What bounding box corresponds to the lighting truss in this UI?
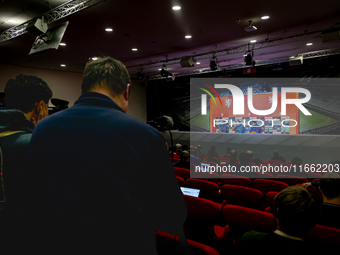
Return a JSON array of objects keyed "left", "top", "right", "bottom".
[
  {"left": 127, "top": 30, "right": 322, "bottom": 71},
  {"left": 0, "top": 0, "right": 106, "bottom": 44},
  {"left": 148, "top": 48, "right": 340, "bottom": 80}
]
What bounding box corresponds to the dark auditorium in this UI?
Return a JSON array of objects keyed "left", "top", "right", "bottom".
[{"left": 1, "top": 1, "right": 340, "bottom": 254}]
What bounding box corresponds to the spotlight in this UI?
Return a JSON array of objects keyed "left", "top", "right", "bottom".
[
  {"left": 209, "top": 55, "right": 220, "bottom": 71},
  {"left": 137, "top": 71, "right": 148, "bottom": 81},
  {"left": 160, "top": 68, "right": 169, "bottom": 77},
  {"left": 244, "top": 51, "right": 256, "bottom": 67},
  {"left": 210, "top": 59, "right": 217, "bottom": 70}
]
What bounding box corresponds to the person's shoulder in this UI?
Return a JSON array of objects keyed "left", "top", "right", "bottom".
[{"left": 242, "top": 230, "right": 269, "bottom": 242}]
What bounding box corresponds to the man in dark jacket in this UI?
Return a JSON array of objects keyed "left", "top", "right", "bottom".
[
  {"left": 28, "top": 57, "right": 187, "bottom": 255},
  {"left": 0, "top": 74, "right": 52, "bottom": 253}
]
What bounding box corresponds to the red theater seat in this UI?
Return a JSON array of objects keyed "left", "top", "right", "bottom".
[
  {"left": 183, "top": 195, "right": 222, "bottom": 246},
  {"left": 304, "top": 224, "right": 340, "bottom": 254},
  {"left": 174, "top": 167, "right": 191, "bottom": 180},
  {"left": 155, "top": 231, "right": 220, "bottom": 255},
  {"left": 186, "top": 179, "right": 221, "bottom": 202},
  {"left": 214, "top": 204, "right": 276, "bottom": 243},
  {"left": 202, "top": 161, "right": 218, "bottom": 165},
  {"left": 220, "top": 174, "right": 252, "bottom": 187},
  {"left": 276, "top": 175, "right": 309, "bottom": 186},
  {"left": 191, "top": 171, "right": 220, "bottom": 184},
  {"left": 264, "top": 191, "right": 279, "bottom": 213},
  {"left": 221, "top": 185, "right": 263, "bottom": 210},
  {"left": 176, "top": 176, "right": 185, "bottom": 187},
  {"left": 253, "top": 179, "right": 289, "bottom": 196}
]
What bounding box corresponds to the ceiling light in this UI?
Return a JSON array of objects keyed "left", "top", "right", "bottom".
[
  {"left": 92, "top": 57, "right": 98, "bottom": 60},
  {"left": 306, "top": 43, "right": 313, "bottom": 46},
  {"left": 132, "top": 48, "right": 138, "bottom": 51},
  {"left": 59, "top": 43, "right": 66, "bottom": 46},
  {"left": 185, "top": 35, "right": 192, "bottom": 39},
  {"left": 60, "top": 64, "right": 66, "bottom": 67},
  {"left": 105, "top": 28, "right": 113, "bottom": 32},
  {"left": 158, "top": 68, "right": 162, "bottom": 71},
  {"left": 250, "top": 40, "right": 256, "bottom": 43},
  {"left": 7, "top": 19, "right": 17, "bottom": 23},
  {"left": 261, "top": 16, "right": 270, "bottom": 20},
  {"left": 172, "top": 6, "right": 181, "bottom": 10},
  {"left": 196, "top": 62, "right": 200, "bottom": 65},
  {"left": 290, "top": 56, "right": 295, "bottom": 58},
  {"left": 244, "top": 20, "right": 257, "bottom": 32}
]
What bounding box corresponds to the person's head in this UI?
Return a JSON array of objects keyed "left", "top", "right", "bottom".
[
  {"left": 251, "top": 121, "right": 257, "bottom": 126},
  {"left": 5, "top": 74, "right": 52, "bottom": 122},
  {"left": 190, "top": 147, "right": 197, "bottom": 157},
  {"left": 273, "top": 150, "right": 280, "bottom": 157},
  {"left": 273, "top": 186, "right": 318, "bottom": 237},
  {"left": 81, "top": 57, "right": 131, "bottom": 112},
  {"left": 225, "top": 147, "right": 232, "bottom": 155},
  {"left": 175, "top": 143, "right": 182, "bottom": 151},
  {"left": 230, "top": 150, "right": 238, "bottom": 161},
  {"left": 319, "top": 173, "right": 340, "bottom": 203},
  {"left": 197, "top": 145, "right": 203, "bottom": 152},
  {"left": 239, "top": 152, "right": 252, "bottom": 166},
  {"left": 291, "top": 157, "right": 302, "bottom": 166},
  {"left": 180, "top": 150, "right": 190, "bottom": 162},
  {"left": 246, "top": 150, "right": 253, "bottom": 159},
  {"left": 182, "top": 145, "right": 189, "bottom": 151},
  {"left": 251, "top": 157, "right": 263, "bottom": 166}
]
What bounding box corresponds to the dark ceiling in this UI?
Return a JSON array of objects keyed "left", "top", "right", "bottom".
[{"left": 1, "top": 0, "right": 340, "bottom": 78}]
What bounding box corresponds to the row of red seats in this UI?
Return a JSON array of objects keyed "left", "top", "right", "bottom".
[
  {"left": 183, "top": 195, "right": 340, "bottom": 254},
  {"left": 175, "top": 168, "right": 323, "bottom": 210}
]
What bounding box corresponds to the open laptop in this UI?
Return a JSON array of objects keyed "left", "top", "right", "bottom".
[{"left": 180, "top": 187, "right": 200, "bottom": 197}]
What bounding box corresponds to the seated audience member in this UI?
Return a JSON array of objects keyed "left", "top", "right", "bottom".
[
  {"left": 251, "top": 157, "right": 263, "bottom": 166},
  {"left": 239, "top": 152, "right": 252, "bottom": 166},
  {"left": 205, "top": 146, "right": 220, "bottom": 164},
  {"left": 229, "top": 150, "right": 240, "bottom": 170},
  {"left": 174, "top": 143, "right": 182, "bottom": 155},
  {"left": 246, "top": 150, "right": 254, "bottom": 160},
  {"left": 174, "top": 150, "right": 190, "bottom": 169},
  {"left": 301, "top": 172, "right": 340, "bottom": 229},
  {"left": 239, "top": 186, "right": 318, "bottom": 255},
  {"left": 197, "top": 145, "right": 205, "bottom": 160},
  {"left": 182, "top": 144, "right": 189, "bottom": 152},
  {"left": 0, "top": 74, "right": 52, "bottom": 253},
  {"left": 291, "top": 157, "right": 302, "bottom": 166},
  {"left": 223, "top": 146, "right": 232, "bottom": 158},
  {"left": 189, "top": 147, "right": 201, "bottom": 166},
  {"left": 271, "top": 150, "right": 286, "bottom": 163}
]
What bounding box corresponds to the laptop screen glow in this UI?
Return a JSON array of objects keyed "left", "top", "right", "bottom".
[{"left": 180, "top": 187, "right": 200, "bottom": 197}]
